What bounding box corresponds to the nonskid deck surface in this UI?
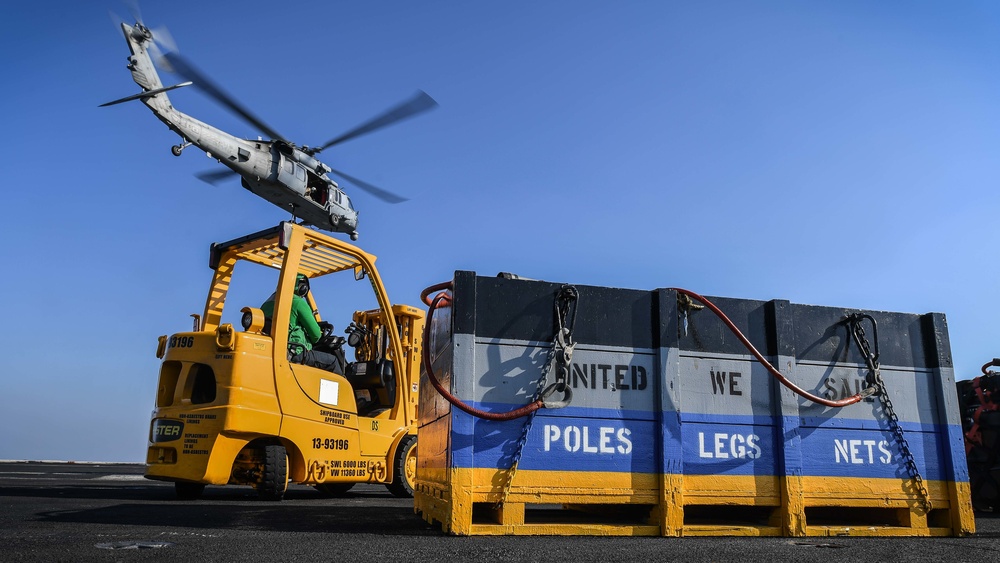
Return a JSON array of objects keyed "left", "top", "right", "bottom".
[{"left": 1, "top": 462, "right": 998, "bottom": 563}]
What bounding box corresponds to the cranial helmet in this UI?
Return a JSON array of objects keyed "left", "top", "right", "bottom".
[{"left": 294, "top": 274, "right": 310, "bottom": 297}]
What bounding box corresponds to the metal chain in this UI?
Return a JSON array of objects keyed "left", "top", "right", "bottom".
[
  {"left": 495, "top": 286, "right": 578, "bottom": 508},
  {"left": 848, "top": 314, "right": 932, "bottom": 513}
]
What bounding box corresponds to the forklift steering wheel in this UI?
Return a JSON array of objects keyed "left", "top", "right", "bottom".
[{"left": 318, "top": 321, "right": 334, "bottom": 339}]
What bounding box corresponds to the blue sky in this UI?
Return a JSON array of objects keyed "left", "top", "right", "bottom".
[{"left": 2, "top": 1, "right": 999, "bottom": 462}]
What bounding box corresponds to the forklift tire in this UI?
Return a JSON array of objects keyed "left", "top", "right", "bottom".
[
  {"left": 175, "top": 482, "right": 205, "bottom": 500},
  {"left": 257, "top": 444, "right": 288, "bottom": 501},
  {"left": 315, "top": 483, "right": 355, "bottom": 497},
  {"left": 386, "top": 436, "right": 416, "bottom": 498}
]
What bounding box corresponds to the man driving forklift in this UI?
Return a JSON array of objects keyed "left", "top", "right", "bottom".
[{"left": 261, "top": 274, "right": 346, "bottom": 373}]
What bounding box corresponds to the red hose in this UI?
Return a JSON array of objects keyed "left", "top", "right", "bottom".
[
  {"left": 670, "top": 287, "right": 867, "bottom": 408},
  {"left": 420, "top": 281, "right": 454, "bottom": 307},
  {"left": 421, "top": 281, "right": 544, "bottom": 421}
]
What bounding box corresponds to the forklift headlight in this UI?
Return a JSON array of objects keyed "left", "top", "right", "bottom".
[{"left": 240, "top": 306, "right": 265, "bottom": 333}]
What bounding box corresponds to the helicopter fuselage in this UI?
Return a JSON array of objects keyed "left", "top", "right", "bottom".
[{"left": 154, "top": 109, "right": 358, "bottom": 236}]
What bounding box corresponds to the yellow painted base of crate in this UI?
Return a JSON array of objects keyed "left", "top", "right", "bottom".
[{"left": 414, "top": 469, "right": 975, "bottom": 537}]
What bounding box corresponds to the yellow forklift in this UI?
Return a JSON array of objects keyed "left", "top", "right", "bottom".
[{"left": 145, "top": 222, "right": 423, "bottom": 500}]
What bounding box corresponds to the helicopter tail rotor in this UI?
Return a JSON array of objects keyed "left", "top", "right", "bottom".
[{"left": 114, "top": 1, "right": 175, "bottom": 64}]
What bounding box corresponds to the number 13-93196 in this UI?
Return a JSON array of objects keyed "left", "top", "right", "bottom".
[
  {"left": 168, "top": 336, "right": 194, "bottom": 348},
  {"left": 313, "top": 438, "right": 350, "bottom": 450}
]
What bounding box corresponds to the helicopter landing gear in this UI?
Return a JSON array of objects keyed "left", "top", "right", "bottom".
[{"left": 171, "top": 141, "right": 192, "bottom": 157}]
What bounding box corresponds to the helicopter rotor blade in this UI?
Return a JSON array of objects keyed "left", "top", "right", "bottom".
[
  {"left": 312, "top": 90, "right": 438, "bottom": 154},
  {"left": 328, "top": 168, "right": 408, "bottom": 204},
  {"left": 125, "top": 0, "right": 146, "bottom": 23},
  {"left": 108, "top": 9, "right": 127, "bottom": 29},
  {"left": 195, "top": 169, "right": 239, "bottom": 185},
  {"left": 162, "top": 52, "right": 288, "bottom": 143},
  {"left": 150, "top": 24, "right": 177, "bottom": 51}
]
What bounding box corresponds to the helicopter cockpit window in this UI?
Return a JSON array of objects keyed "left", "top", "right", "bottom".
[
  {"left": 295, "top": 164, "right": 306, "bottom": 182},
  {"left": 344, "top": 194, "right": 354, "bottom": 210}
]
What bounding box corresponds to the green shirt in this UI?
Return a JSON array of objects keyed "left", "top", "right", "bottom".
[{"left": 260, "top": 293, "right": 322, "bottom": 351}]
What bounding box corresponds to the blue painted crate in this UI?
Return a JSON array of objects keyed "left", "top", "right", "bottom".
[{"left": 414, "top": 271, "right": 974, "bottom": 536}]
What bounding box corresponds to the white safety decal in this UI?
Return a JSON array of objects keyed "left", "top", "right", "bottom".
[{"left": 319, "top": 379, "right": 339, "bottom": 406}]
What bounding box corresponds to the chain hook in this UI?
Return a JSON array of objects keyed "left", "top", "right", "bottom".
[
  {"left": 540, "top": 381, "right": 573, "bottom": 409},
  {"left": 847, "top": 313, "right": 880, "bottom": 365},
  {"left": 846, "top": 313, "right": 880, "bottom": 391}
]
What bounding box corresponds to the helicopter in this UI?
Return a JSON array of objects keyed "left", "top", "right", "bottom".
[{"left": 102, "top": 21, "right": 437, "bottom": 240}]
